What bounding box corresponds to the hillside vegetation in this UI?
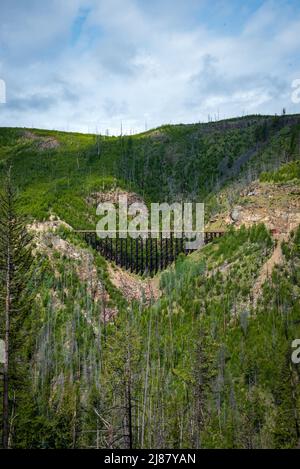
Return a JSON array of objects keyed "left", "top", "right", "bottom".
[
  {"left": 0, "top": 114, "right": 300, "bottom": 448},
  {"left": 0, "top": 114, "right": 299, "bottom": 226}
]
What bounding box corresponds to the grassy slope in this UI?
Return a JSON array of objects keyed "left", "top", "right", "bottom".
[{"left": 1, "top": 114, "right": 299, "bottom": 227}]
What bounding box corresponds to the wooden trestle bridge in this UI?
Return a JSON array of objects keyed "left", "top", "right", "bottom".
[{"left": 77, "top": 231, "right": 225, "bottom": 276}]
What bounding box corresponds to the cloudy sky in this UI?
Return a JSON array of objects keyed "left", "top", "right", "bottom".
[{"left": 0, "top": 0, "right": 300, "bottom": 134}]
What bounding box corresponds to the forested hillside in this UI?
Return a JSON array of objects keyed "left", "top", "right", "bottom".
[
  {"left": 0, "top": 114, "right": 300, "bottom": 448},
  {"left": 0, "top": 114, "right": 299, "bottom": 225}
]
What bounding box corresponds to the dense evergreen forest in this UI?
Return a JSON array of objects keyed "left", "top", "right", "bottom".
[{"left": 0, "top": 114, "right": 300, "bottom": 448}]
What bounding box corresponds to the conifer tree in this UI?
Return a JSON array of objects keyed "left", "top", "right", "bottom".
[{"left": 0, "top": 168, "right": 33, "bottom": 448}]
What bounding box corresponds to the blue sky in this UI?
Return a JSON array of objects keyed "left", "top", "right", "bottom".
[{"left": 0, "top": 0, "right": 300, "bottom": 134}]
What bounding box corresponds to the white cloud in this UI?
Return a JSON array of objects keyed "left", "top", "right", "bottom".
[{"left": 0, "top": 0, "right": 299, "bottom": 133}]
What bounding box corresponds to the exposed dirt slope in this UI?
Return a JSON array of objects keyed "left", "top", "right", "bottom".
[
  {"left": 108, "top": 264, "right": 160, "bottom": 305},
  {"left": 209, "top": 181, "right": 300, "bottom": 237},
  {"left": 22, "top": 130, "right": 60, "bottom": 150},
  {"left": 29, "top": 219, "right": 118, "bottom": 323},
  {"left": 251, "top": 236, "right": 285, "bottom": 308},
  {"left": 86, "top": 188, "right": 144, "bottom": 207}
]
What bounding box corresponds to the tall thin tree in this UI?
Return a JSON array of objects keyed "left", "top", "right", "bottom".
[{"left": 0, "top": 168, "right": 32, "bottom": 448}]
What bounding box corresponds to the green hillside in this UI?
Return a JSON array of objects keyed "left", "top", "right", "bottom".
[
  {"left": 0, "top": 114, "right": 299, "bottom": 227},
  {"left": 0, "top": 114, "right": 300, "bottom": 449}
]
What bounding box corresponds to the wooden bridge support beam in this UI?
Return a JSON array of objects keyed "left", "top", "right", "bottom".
[{"left": 81, "top": 231, "right": 225, "bottom": 276}]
